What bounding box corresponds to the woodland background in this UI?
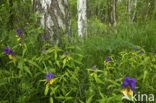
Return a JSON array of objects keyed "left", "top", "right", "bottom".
[{"left": 0, "top": 0, "right": 156, "bottom": 103}]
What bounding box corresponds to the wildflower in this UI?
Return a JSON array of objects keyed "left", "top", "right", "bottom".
[
  {"left": 139, "top": 51, "right": 144, "bottom": 54},
  {"left": 105, "top": 57, "right": 110, "bottom": 62},
  {"left": 41, "top": 49, "right": 46, "bottom": 53},
  {"left": 90, "top": 66, "right": 97, "bottom": 76},
  {"left": 154, "top": 51, "right": 156, "bottom": 54},
  {"left": 66, "top": 57, "right": 71, "bottom": 61},
  {"left": 44, "top": 36, "right": 48, "bottom": 40},
  {"left": 91, "top": 66, "right": 97, "bottom": 70},
  {"left": 45, "top": 43, "right": 50, "bottom": 46},
  {"left": 46, "top": 72, "right": 54, "bottom": 87},
  {"left": 121, "top": 77, "right": 136, "bottom": 96},
  {"left": 4, "top": 48, "right": 14, "bottom": 57},
  {"left": 50, "top": 42, "right": 55, "bottom": 45},
  {"left": 4, "top": 48, "right": 16, "bottom": 62},
  {"left": 63, "top": 31, "right": 67, "bottom": 34},
  {"left": 49, "top": 79, "right": 54, "bottom": 85},
  {"left": 4, "top": 48, "right": 10, "bottom": 54},
  {"left": 19, "top": 43, "right": 23, "bottom": 47},
  {"left": 152, "top": 58, "right": 155, "bottom": 62},
  {"left": 90, "top": 73, "right": 94, "bottom": 76},
  {"left": 64, "top": 52, "right": 69, "bottom": 56},
  {"left": 46, "top": 72, "right": 54, "bottom": 81},
  {"left": 133, "top": 48, "right": 136, "bottom": 51},
  {"left": 64, "top": 52, "right": 70, "bottom": 61},
  {"left": 17, "top": 38, "right": 20, "bottom": 41},
  {"left": 132, "top": 52, "right": 136, "bottom": 56},
  {"left": 16, "top": 29, "right": 22, "bottom": 35},
  {"left": 16, "top": 29, "right": 23, "bottom": 46}
]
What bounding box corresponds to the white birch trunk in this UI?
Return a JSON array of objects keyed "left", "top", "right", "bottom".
[
  {"left": 132, "top": 0, "right": 137, "bottom": 22},
  {"left": 32, "top": 0, "right": 70, "bottom": 43},
  {"left": 77, "top": 0, "right": 87, "bottom": 37}
]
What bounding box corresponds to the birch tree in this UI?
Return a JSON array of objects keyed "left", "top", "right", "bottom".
[
  {"left": 132, "top": 0, "right": 137, "bottom": 22},
  {"left": 32, "top": 0, "right": 70, "bottom": 44},
  {"left": 77, "top": 0, "right": 87, "bottom": 37},
  {"left": 128, "top": 0, "right": 131, "bottom": 23}
]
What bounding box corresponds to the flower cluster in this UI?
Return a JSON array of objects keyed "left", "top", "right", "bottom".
[
  {"left": 104, "top": 57, "right": 110, "bottom": 66},
  {"left": 90, "top": 66, "right": 97, "bottom": 76},
  {"left": 91, "top": 66, "right": 97, "bottom": 70},
  {"left": 64, "top": 52, "right": 71, "bottom": 61},
  {"left": 121, "top": 77, "right": 136, "bottom": 96},
  {"left": 4, "top": 48, "right": 16, "bottom": 62},
  {"left": 46, "top": 72, "right": 54, "bottom": 87},
  {"left": 16, "top": 29, "right": 23, "bottom": 47}
]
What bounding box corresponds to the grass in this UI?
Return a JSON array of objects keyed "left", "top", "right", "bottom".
[{"left": 0, "top": 18, "right": 156, "bottom": 103}]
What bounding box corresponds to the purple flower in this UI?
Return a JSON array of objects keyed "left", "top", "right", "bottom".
[
  {"left": 4, "top": 48, "right": 15, "bottom": 57},
  {"left": 63, "top": 32, "right": 67, "bottom": 34},
  {"left": 9, "top": 50, "right": 14, "bottom": 56},
  {"left": 20, "top": 34, "right": 23, "bottom": 38},
  {"left": 50, "top": 42, "right": 55, "bottom": 45},
  {"left": 16, "top": 29, "right": 21, "bottom": 35},
  {"left": 133, "top": 48, "right": 136, "bottom": 51},
  {"left": 139, "top": 51, "right": 144, "bottom": 54},
  {"left": 154, "top": 51, "right": 156, "bottom": 54},
  {"left": 64, "top": 52, "right": 69, "bottom": 56},
  {"left": 41, "top": 49, "right": 46, "bottom": 53},
  {"left": 105, "top": 57, "right": 110, "bottom": 62},
  {"left": 121, "top": 77, "right": 136, "bottom": 91},
  {"left": 44, "top": 36, "right": 48, "bottom": 40},
  {"left": 46, "top": 72, "right": 54, "bottom": 81},
  {"left": 4, "top": 48, "right": 10, "bottom": 54},
  {"left": 91, "top": 66, "right": 97, "bottom": 70}
]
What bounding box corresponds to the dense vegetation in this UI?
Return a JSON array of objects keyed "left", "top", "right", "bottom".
[{"left": 0, "top": 0, "right": 156, "bottom": 103}]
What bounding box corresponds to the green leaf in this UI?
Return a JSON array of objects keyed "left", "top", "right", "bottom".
[
  {"left": 63, "top": 59, "right": 66, "bottom": 68},
  {"left": 143, "top": 70, "right": 148, "bottom": 82},
  {"left": 44, "top": 86, "right": 49, "bottom": 96},
  {"left": 56, "top": 60, "right": 60, "bottom": 68},
  {"left": 24, "top": 66, "right": 32, "bottom": 76},
  {"left": 50, "top": 97, "right": 53, "bottom": 103},
  {"left": 86, "top": 96, "right": 93, "bottom": 103}
]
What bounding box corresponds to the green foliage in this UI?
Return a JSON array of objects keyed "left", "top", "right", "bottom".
[{"left": 0, "top": 0, "right": 156, "bottom": 103}]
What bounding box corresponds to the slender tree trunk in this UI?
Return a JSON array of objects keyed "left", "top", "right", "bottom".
[
  {"left": 107, "top": 0, "right": 112, "bottom": 24},
  {"left": 77, "top": 0, "right": 87, "bottom": 37},
  {"left": 128, "top": 0, "right": 131, "bottom": 23},
  {"left": 113, "top": 0, "right": 117, "bottom": 27},
  {"left": 132, "top": 0, "right": 137, "bottom": 22},
  {"left": 32, "top": 0, "right": 70, "bottom": 44},
  {"left": 145, "top": 2, "right": 151, "bottom": 20}
]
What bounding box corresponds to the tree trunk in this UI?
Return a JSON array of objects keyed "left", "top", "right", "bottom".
[
  {"left": 128, "top": 0, "right": 131, "bottom": 23},
  {"left": 32, "top": 0, "right": 70, "bottom": 44},
  {"left": 77, "top": 0, "right": 87, "bottom": 37},
  {"left": 107, "top": 0, "right": 112, "bottom": 24},
  {"left": 132, "top": 0, "right": 137, "bottom": 22},
  {"left": 113, "top": 0, "right": 117, "bottom": 27}
]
